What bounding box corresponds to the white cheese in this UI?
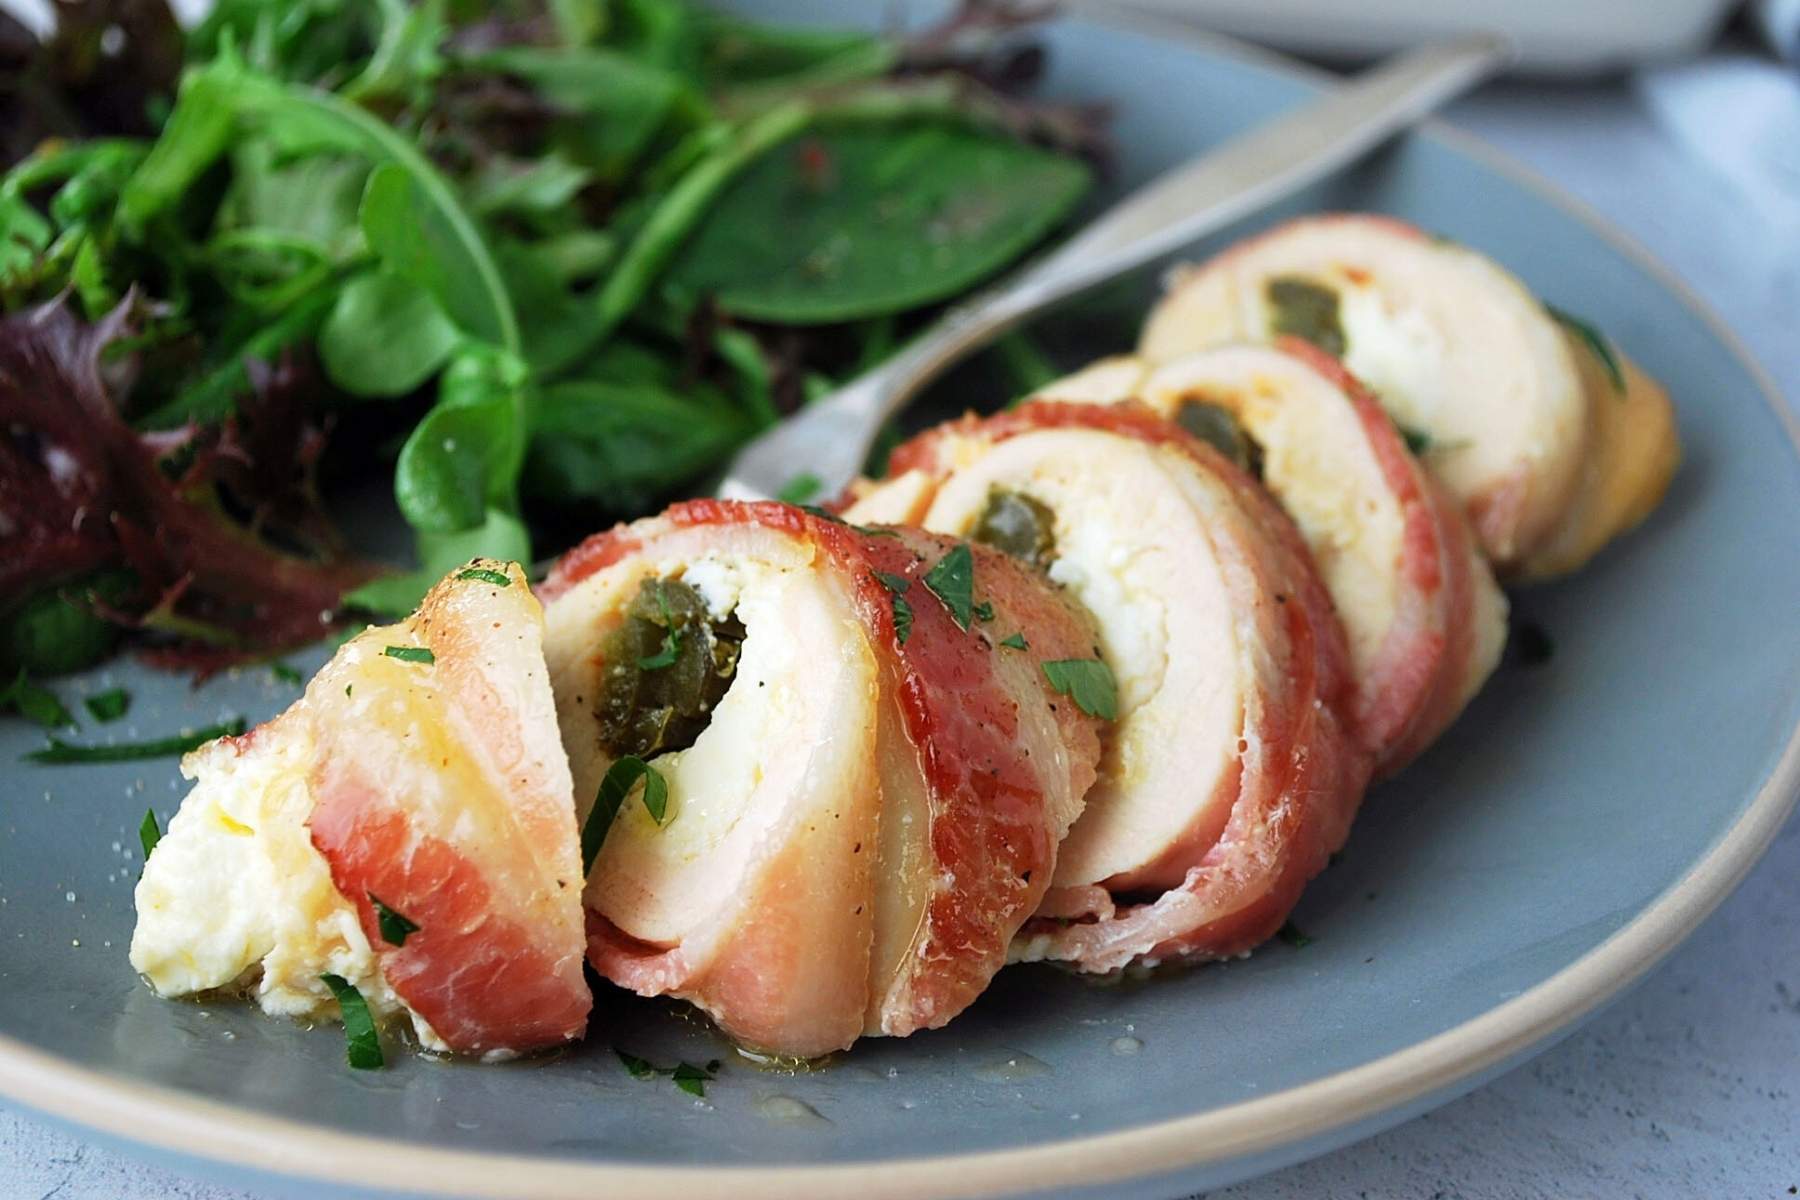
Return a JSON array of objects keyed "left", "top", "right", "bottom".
[{"left": 129, "top": 718, "right": 445, "bottom": 1051}]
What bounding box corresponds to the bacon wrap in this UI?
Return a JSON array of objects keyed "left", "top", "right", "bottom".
[
  {"left": 543, "top": 501, "right": 1102, "bottom": 1054},
  {"left": 306, "top": 560, "right": 592, "bottom": 1054},
  {"left": 1134, "top": 339, "right": 1506, "bottom": 774},
  {"left": 1291, "top": 342, "right": 1501, "bottom": 770},
  {"left": 863, "top": 402, "right": 1370, "bottom": 972}
]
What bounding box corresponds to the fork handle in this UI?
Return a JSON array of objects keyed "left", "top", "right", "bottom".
[{"left": 719, "top": 33, "right": 1510, "bottom": 501}]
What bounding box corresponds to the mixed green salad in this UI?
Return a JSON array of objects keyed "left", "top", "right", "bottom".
[{"left": 0, "top": 0, "right": 1104, "bottom": 684}]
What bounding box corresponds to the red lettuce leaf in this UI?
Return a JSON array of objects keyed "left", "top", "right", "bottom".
[{"left": 0, "top": 293, "right": 377, "bottom": 673}]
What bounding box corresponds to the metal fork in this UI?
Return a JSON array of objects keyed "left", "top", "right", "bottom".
[{"left": 716, "top": 33, "right": 1510, "bottom": 501}]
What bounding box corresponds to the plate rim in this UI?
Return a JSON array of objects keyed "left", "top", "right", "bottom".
[{"left": 3, "top": 10, "right": 1796, "bottom": 1198}]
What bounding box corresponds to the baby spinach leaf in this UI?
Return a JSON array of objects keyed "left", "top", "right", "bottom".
[
  {"left": 464, "top": 152, "right": 594, "bottom": 220},
  {"left": 340, "top": 0, "right": 447, "bottom": 105},
  {"left": 589, "top": 99, "right": 811, "bottom": 347},
  {"left": 116, "top": 60, "right": 243, "bottom": 231},
  {"left": 664, "top": 123, "right": 1090, "bottom": 324},
  {"left": 345, "top": 508, "right": 532, "bottom": 618},
  {"left": 1, "top": 669, "right": 76, "bottom": 730},
  {"left": 699, "top": 13, "right": 895, "bottom": 92},
  {"left": 460, "top": 47, "right": 692, "bottom": 181},
  {"left": 320, "top": 270, "right": 463, "bottom": 397},
  {"left": 395, "top": 345, "right": 528, "bottom": 533},
  {"left": 214, "top": 141, "right": 369, "bottom": 261},
  {"left": 525, "top": 376, "right": 751, "bottom": 516},
  {"left": 359, "top": 162, "right": 512, "bottom": 348},
  {"left": 121, "top": 55, "right": 518, "bottom": 353},
  {"left": 1, "top": 572, "right": 131, "bottom": 676},
  {"left": 491, "top": 237, "right": 609, "bottom": 377}
]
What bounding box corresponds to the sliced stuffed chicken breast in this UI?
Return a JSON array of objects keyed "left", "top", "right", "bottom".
[
  {"left": 846, "top": 404, "right": 1368, "bottom": 971},
  {"left": 540, "top": 501, "right": 1102, "bottom": 1056},
  {"left": 131, "top": 560, "right": 591, "bottom": 1057},
  {"left": 1124, "top": 341, "right": 1507, "bottom": 772},
  {"left": 1138, "top": 213, "right": 1679, "bottom": 574}
]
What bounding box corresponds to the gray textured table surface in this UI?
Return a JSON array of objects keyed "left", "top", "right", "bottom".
[{"left": 3, "top": 47, "right": 1797, "bottom": 1200}]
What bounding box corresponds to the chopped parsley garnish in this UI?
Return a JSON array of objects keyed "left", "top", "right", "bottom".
[
  {"left": 1041, "top": 659, "right": 1118, "bottom": 720},
  {"left": 616, "top": 1049, "right": 719, "bottom": 1098},
  {"left": 891, "top": 595, "right": 914, "bottom": 645},
  {"left": 799, "top": 504, "right": 899, "bottom": 538},
  {"left": 382, "top": 645, "right": 435, "bottom": 664},
  {"left": 84, "top": 688, "right": 130, "bottom": 723},
  {"left": 1267, "top": 276, "right": 1346, "bottom": 357},
  {"left": 370, "top": 894, "right": 420, "bottom": 947},
  {"left": 3, "top": 669, "right": 75, "bottom": 729},
  {"left": 1509, "top": 618, "right": 1555, "bottom": 667},
  {"left": 270, "top": 662, "right": 303, "bottom": 686},
  {"left": 1396, "top": 423, "right": 1432, "bottom": 456},
  {"left": 1546, "top": 304, "right": 1625, "bottom": 394},
  {"left": 138, "top": 808, "right": 162, "bottom": 859},
  {"left": 922, "top": 544, "right": 975, "bottom": 630},
  {"left": 776, "top": 472, "right": 823, "bottom": 504},
  {"left": 972, "top": 601, "right": 995, "bottom": 622},
  {"left": 344, "top": 684, "right": 353, "bottom": 698},
  {"left": 1000, "top": 632, "right": 1029, "bottom": 651},
  {"left": 25, "top": 718, "right": 247, "bottom": 764},
  {"left": 671, "top": 1062, "right": 714, "bottom": 1098},
  {"left": 616, "top": 1049, "right": 657, "bottom": 1079},
  {"left": 320, "top": 973, "right": 383, "bottom": 1069},
  {"left": 456, "top": 567, "right": 513, "bottom": 587},
  {"left": 635, "top": 583, "right": 683, "bottom": 671},
  {"left": 872, "top": 570, "right": 915, "bottom": 643},
  {"left": 581, "top": 756, "right": 670, "bottom": 874},
  {"left": 1278, "top": 921, "right": 1312, "bottom": 948}
]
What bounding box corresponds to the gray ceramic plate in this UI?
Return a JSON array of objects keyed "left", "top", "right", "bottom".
[{"left": 2, "top": 5, "right": 1797, "bottom": 1199}]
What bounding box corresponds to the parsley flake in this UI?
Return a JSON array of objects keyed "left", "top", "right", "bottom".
[
  {"left": 616, "top": 1049, "right": 657, "bottom": 1079},
  {"left": 456, "top": 567, "right": 513, "bottom": 587},
  {"left": 582, "top": 756, "right": 670, "bottom": 874},
  {"left": 370, "top": 894, "right": 421, "bottom": 947},
  {"left": 922, "top": 544, "right": 975, "bottom": 630},
  {"left": 1000, "top": 632, "right": 1029, "bottom": 651},
  {"left": 1547, "top": 304, "right": 1625, "bottom": 394},
  {"left": 892, "top": 595, "right": 914, "bottom": 645},
  {"left": 26, "top": 718, "right": 246, "bottom": 764},
  {"left": 972, "top": 601, "right": 995, "bottom": 623},
  {"left": 776, "top": 472, "right": 823, "bottom": 504},
  {"left": 320, "top": 974, "right": 383, "bottom": 1069},
  {"left": 616, "top": 1049, "right": 718, "bottom": 1097},
  {"left": 270, "top": 662, "right": 303, "bottom": 686},
  {"left": 1278, "top": 921, "right": 1312, "bottom": 949},
  {"left": 383, "top": 645, "right": 435, "bottom": 664},
  {"left": 1041, "top": 659, "right": 1118, "bottom": 720},
  {"left": 871, "top": 570, "right": 911, "bottom": 594},
  {"left": 84, "top": 688, "right": 130, "bottom": 723},
  {"left": 3, "top": 669, "right": 74, "bottom": 730},
  {"left": 1396, "top": 423, "right": 1432, "bottom": 456},
  {"left": 636, "top": 584, "right": 683, "bottom": 670},
  {"left": 139, "top": 808, "right": 162, "bottom": 860},
  {"left": 671, "top": 1062, "right": 713, "bottom": 1097}
]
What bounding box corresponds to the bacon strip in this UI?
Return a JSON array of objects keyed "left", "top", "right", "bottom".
[
  {"left": 860, "top": 403, "right": 1369, "bottom": 971},
  {"left": 546, "top": 501, "right": 1101, "bottom": 1054}
]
